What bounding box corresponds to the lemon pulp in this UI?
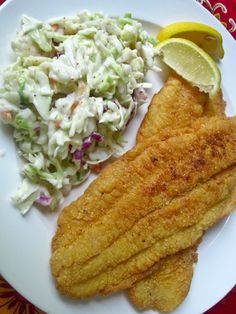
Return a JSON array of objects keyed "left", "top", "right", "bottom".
[{"left": 155, "top": 38, "right": 221, "bottom": 98}]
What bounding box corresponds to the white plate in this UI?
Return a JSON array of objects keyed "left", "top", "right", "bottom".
[{"left": 0, "top": 0, "right": 236, "bottom": 313}]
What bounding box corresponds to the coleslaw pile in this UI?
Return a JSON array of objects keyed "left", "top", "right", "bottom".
[{"left": 0, "top": 11, "right": 159, "bottom": 214}]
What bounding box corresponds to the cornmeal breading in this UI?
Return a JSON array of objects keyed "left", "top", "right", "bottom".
[
  {"left": 128, "top": 246, "right": 198, "bottom": 312},
  {"left": 137, "top": 72, "right": 225, "bottom": 143},
  {"left": 128, "top": 184, "right": 236, "bottom": 311},
  {"left": 128, "top": 73, "right": 226, "bottom": 312},
  {"left": 51, "top": 116, "right": 236, "bottom": 298},
  {"left": 53, "top": 170, "right": 236, "bottom": 298}
]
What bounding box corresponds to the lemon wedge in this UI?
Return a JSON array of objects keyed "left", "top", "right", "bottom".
[
  {"left": 155, "top": 38, "right": 221, "bottom": 98},
  {"left": 157, "top": 22, "right": 224, "bottom": 60}
]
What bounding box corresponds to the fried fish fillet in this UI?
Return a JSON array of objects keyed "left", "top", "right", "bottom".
[
  {"left": 137, "top": 73, "right": 206, "bottom": 142},
  {"left": 128, "top": 73, "right": 226, "bottom": 312},
  {"left": 52, "top": 166, "right": 236, "bottom": 298},
  {"left": 128, "top": 245, "right": 198, "bottom": 312},
  {"left": 51, "top": 116, "right": 236, "bottom": 298},
  {"left": 129, "top": 181, "right": 236, "bottom": 312},
  {"left": 136, "top": 72, "right": 225, "bottom": 143}
]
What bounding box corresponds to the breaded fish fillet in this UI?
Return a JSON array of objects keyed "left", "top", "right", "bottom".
[
  {"left": 129, "top": 245, "right": 198, "bottom": 312},
  {"left": 128, "top": 73, "right": 226, "bottom": 312},
  {"left": 136, "top": 72, "right": 225, "bottom": 143},
  {"left": 51, "top": 116, "right": 236, "bottom": 298},
  {"left": 53, "top": 170, "right": 236, "bottom": 298},
  {"left": 128, "top": 184, "right": 236, "bottom": 312}
]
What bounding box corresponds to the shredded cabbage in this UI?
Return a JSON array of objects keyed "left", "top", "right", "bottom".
[{"left": 0, "top": 11, "right": 159, "bottom": 214}]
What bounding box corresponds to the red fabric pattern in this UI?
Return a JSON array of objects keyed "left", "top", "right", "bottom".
[
  {"left": 196, "top": 0, "right": 236, "bottom": 39},
  {"left": 0, "top": 0, "right": 235, "bottom": 313}
]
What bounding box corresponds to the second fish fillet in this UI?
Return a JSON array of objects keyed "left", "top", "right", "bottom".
[{"left": 129, "top": 72, "right": 226, "bottom": 312}]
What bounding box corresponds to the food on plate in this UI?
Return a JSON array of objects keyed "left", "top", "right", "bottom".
[
  {"left": 51, "top": 73, "right": 226, "bottom": 311},
  {"left": 129, "top": 72, "right": 225, "bottom": 312},
  {"left": 137, "top": 72, "right": 225, "bottom": 143},
  {"left": 0, "top": 6, "right": 232, "bottom": 312},
  {"left": 0, "top": 11, "right": 159, "bottom": 214},
  {"left": 157, "top": 22, "right": 224, "bottom": 60},
  {"left": 155, "top": 38, "right": 221, "bottom": 98},
  {"left": 51, "top": 73, "right": 225, "bottom": 252},
  {"left": 128, "top": 245, "right": 198, "bottom": 312},
  {"left": 129, "top": 180, "right": 236, "bottom": 311},
  {"left": 51, "top": 112, "right": 236, "bottom": 298},
  {"left": 51, "top": 74, "right": 227, "bottom": 313}
]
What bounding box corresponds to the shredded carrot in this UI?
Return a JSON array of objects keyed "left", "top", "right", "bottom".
[
  {"left": 51, "top": 24, "right": 60, "bottom": 31},
  {"left": 49, "top": 78, "right": 57, "bottom": 88},
  {"left": 91, "top": 164, "right": 103, "bottom": 174},
  {"left": 1, "top": 111, "right": 12, "bottom": 121},
  {"left": 71, "top": 101, "right": 79, "bottom": 113},
  {"left": 54, "top": 120, "right": 61, "bottom": 129}
]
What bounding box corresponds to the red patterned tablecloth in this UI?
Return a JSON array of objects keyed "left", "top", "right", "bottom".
[{"left": 0, "top": 0, "right": 235, "bottom": 313}]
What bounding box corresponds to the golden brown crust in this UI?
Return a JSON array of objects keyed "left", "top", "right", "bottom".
[
  {"left": 128, "top": 74, "right": 226, "bottom": 313},
  {"left": 51, "top": 116, "right": 236, "bottom": 298},
  {"left": 50, "top": 74, "right": 235, "bottom": 310},
  {"left": 52, "top": 74, "right": 226, "bottom": 254},
  {"left": 204, "top": 89, "right": 226, "bottom": 117},
  {"left": 137, "top": 72, "right": 207, "bottom": 142},
  {"left": 57, "top": 178, "right": 236, "bottom": 298},
  {"left": 128, "top": 246, "right": 198, "bottom": 312}
]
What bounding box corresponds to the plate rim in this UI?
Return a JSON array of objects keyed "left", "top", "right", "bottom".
[{"left": 0, "top": 1, "right": 236, "bottom": 314}]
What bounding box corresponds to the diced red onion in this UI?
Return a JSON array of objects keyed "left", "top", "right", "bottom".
[
  {"left": 36, "top": 194, "right": 52, "bottom": 206},
  {"left": 82, "top": 137, "right": 93, "bottom": 150},
  {"left": 73, "top": 149, "right": 86, "bottom": 165},
  {"left": 90, "top": 132, "right": 104, "bottom": 142},
  {"left": 73, "top": 132, "right": 104, "bottom": 163},
  {"left": 73, "top": 149, "right": 84, "bottom": 161},
  {"left": 81, "top": 132, "right": 104, "bottom": 151}
]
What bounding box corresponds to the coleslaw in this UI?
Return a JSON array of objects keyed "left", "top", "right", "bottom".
[{"left": 0, "top": 11, "right": 159, "bottom": 214}]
